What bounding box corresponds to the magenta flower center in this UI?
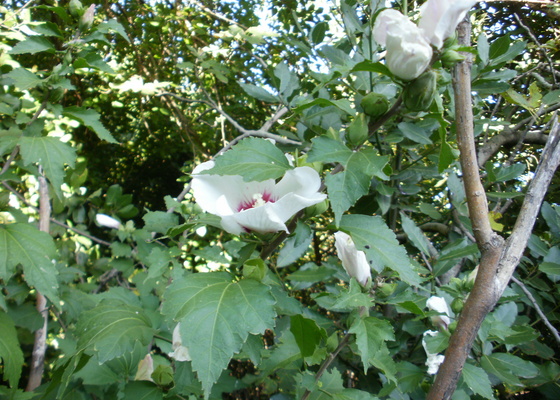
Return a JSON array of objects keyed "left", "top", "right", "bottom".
[{"left": 237, "top": 192, "right": 276, "bottom": 212}]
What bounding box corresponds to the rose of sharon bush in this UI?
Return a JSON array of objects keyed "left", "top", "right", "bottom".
[
  {"left": 373, "top": 9, "right": 432, "bottom": 80},
  {"left": 419, "top": 0, "right": 479, "bottom": 48},
  {"left": 192, "top": 161, "right": 326, "bottom": 235},
  {"left": 334, "top": 231, "right": 371, "bottom": 286}
]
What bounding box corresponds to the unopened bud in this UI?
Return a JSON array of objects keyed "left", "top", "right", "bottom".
[
  {"left": 441, "top": 49, "right": 465, "bottom": 67},
  {"left": 360, "top": 92, "right": 390, "bottom": 119},
  {"left": 450, "top": 297, "right": 464, "bottom": 314},
  {"left": 79, "top": 4, "right": 95, "bottom": 31},
  {"left": 347, "top": 113, "right": 369, "bottom": 147},
  {"left": 404, "top": 69, "right": 437, "bottom": 112},
  {"left": 69, "top": 0, "right": 84, "bottom": 18}
]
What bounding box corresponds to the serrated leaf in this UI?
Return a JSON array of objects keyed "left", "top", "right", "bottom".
[
  {"left": 0, "top": 311, "right": 24, "bottom": 388},
  {"left": 162, "top": 273, "right": 276, "bottom": 397},
  {"left": 19, "top": 136, "right": 76, "bottom": 192},
  {"left": 143, "top": 211, "right": 179, "bottom": 234},
  {"left": 290, "top": 315, "right": 326, "bottom": 357},
  {"left": 307, "top": 136, "right": 352, "bottom": 165},
  {"left": 63, "top": 107, "right": 118, "bottom": 143},
  {"left": 351, "top": 60, "right": 391, "bottom": 76},
  {"left": 278, "top": 221, "right": 313, "bottom": 267},
  {"left": 488, "top": 353, "right": 539, "bottom": 379},
  {"left": 481, "top": 355, "right": 522, "bottom": 387},
  {"left": 326, "top": 150, "right": 388, "bottom": 224},
  {"left": 6, "top": 68, "right": 43, "bottom": 90},
  {"left": 339, "top": 215, "right": 423, "bottom": 286},
  {"left": 313, "top": 279, "right": 372, "bottom": 311},
  {"left": 398, "top": 122, "right": 432, "bottom": 145},
  {"left": 401, "top": 213, "right": 431, "bottom": 256},
  {"left": 75, "top": 300, "right": 155, "bottom": 363},
  {"left": 239, "top": 82, "right": 278, "bottom": 103},
  {"left": 461, "top": 363, "right": 494, "bottom": 399},
  {"left": 0, "top": 223, "right": 59, "bottom": 304},
  {"left": 9, "top": 36, "right": 55, "bottom": 54},
  {"left": 200, "top": 137, "right": 292, "bottom": 181},
  {"left": 349, "top": 316, "right": 395, "bottom": 374}
]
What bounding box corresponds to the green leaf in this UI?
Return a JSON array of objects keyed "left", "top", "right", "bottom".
[
  {"left": 0, "top": 223, "right": 59, "bottom": 304},
  {"left": 339, "top": 215, "right": 423, "bottom": 286},
  {"left": 539, "top": 262, "right": 560, "bottom": 279},
  {"left": 307, "top": 136, "right": 352, "bottom": 164},
  {"left": 75, "top": 300, "right": 155, "bottom": 363},
  {"left": 122, "top": 381, "right": 164, "bottom": 400},
  {"left": 311, "top": 21, "right": 328, "bottom": 44},
  {"left": 200, "top": 137, "right": 292, "bottom": 181},
  {"left": 162, "top": 273, "right": 276, "bottom": 397},
  {"left": 349, "top": 316, "right": 395, "bottom": 375},
  {"left": 278, "top": 221, "right": 313, "bottom": 267},
  {"left": 8, "top": 36, "right": 55, "bottom": 54},
  {"left": 401, "top": 213, "right": 431, "bottom": 256},
  {"left": 326, "top": 149, "right": 388, "bottom": 224},
  {"left": 0, "top": 311, "right": 24, "bottom": 388},
  {"left": 481, "top": 354, "right": 522, "bottom": 387},
  {"left": 398, "top": 122, "right": 432, "bottom": 145},
  {"left": 478, "top": 33, "right": 489, "bottom": 65},
  {"left": 19, "top": 136, "right": 76, "bottom": 191},
  {"left": 439, "top": 139, "right": 455, "bottom": 173},
  {"left": 461, "top": 363, "right": 494, "bottom": 400},
  {"left": 313, "top": 279, "right": 372, "bottom": 311},
  {"left": 275, "top": 62, "right": 299, "bottom": 99},
  {"left": 288, "top": 263, "right": 337, "bottom": 283},
  {"left": 290, "top": 315, "right": 326, "bottom": 358},
  {"left": 143, "top": 211, "right": 179, "bottom": 234},
  {"left": 6, "top": 68, "right": 43, "bottom": 90},
  {"left": 239, "top": 82, "right": 278, "bottom": 103},
  {"left": 351, "top": 60, "right": 391, "bottom": 76},
  {"left": 489, "top": 35, "right": 510, "bottom": 60},
  {"left": 97, "top": 19, "right": 131, "bottom": 43},
  {"left": 63, "top": 107, "right": 118, "bottom": 143}
]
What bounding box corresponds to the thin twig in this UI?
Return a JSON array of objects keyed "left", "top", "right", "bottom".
[
  {"left": 511, "top": 276, "right": 560, "bottom": 346},
  {"left": 301, "top": 332, "right": 352, "bottom": 400}
]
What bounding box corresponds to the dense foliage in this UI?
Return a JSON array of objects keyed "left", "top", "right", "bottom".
[{"left": 0, "top": 0, "right": 559, "bottom": 399}]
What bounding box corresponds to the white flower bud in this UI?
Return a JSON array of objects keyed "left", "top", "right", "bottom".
[{"left": 95, "top": 214, "right": 122, "bottom": 229}]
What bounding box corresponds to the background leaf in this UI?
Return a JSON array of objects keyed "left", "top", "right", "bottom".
[
  {"left": 200, "top": 137, "right": 292, "bottom": 181},
  {"left": 340, "top": 215, "right": 423, "bottom": 286},
  {"left": 75, "top": 300, "right": 155, "bottom": 363},
  {"left": 0, "top": 223, "right": 59, "bottom": 304},
  {"left": 162, "top": 273, "right": 276, "bottom": 397},
  {"left": 0, "top": 311, "right": 24, "bottom": 387}
]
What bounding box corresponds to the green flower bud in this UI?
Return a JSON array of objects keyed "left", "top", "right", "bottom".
[
  {"left": 69, "top": 0, "right": 84, "bottom": 18},
  {"left": 347, "top": 113, "right": 369, "bottom": 147},
  {"left": 441, "top": 49, "right": 465, "bottom": 68},
  {"left": 403, "top": 69, "right": 437, "bottom": 112},
  {"left": 377, "top": 282, "right": 397, "bottom": 298},
  {"left": 79, "top": 4, "right": 95, "bottom": 31},
  {"left": 450, "top": 297, "right": 464, "bottom": 314},
  {"left": 360, "top": 92, "right": 390, "bottom": 119},
  {"left": 304, "top": 198, "right": 329, "bottom": 218}
]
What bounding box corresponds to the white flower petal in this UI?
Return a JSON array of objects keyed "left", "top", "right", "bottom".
[
  {"left": 334, "top": 231, "right": 371, "bottom": 286},
  {"left": 373, "top": 9, "right": 433, "bottom": 80},
  {"left": 96, "top": 214, "right": 122, "bottom": 229},
  {"left": 422, "top": 330, "right": 445, "bottom": 374},
  {"left": 191, "top": 163, "right": 325, "bottom": 235},
  {"left": 169, "top": 324, "right": 191, "bottom": 362},
  {"left": 419, "top": 0, "right": 478, "bottom": 48},
  {"left": 427, "top": 296, "right": 451, "bottom": 329}
]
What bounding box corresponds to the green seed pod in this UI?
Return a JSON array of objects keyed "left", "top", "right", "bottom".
[
  {"left": 403, "top": 69, "right": 437, "bottom": 112},
  {"left": 441, "top": 49, "right": 465, "bottom": 68},
  {"left": 69, "top": 0, "right": 84, "bottom": 18},
  {"left": 347, "top": 113, "right": 369, "bottom": 147},
  {"left": 360, "top": 92, "right": 390, "bottom": 118},
  {"left": 450, "top": 297, "right": 464, "bottom": 314}
]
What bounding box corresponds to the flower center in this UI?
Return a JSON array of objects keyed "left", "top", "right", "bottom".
[{"left": 237, "top": 192, "right": 275, "bottom": 211}]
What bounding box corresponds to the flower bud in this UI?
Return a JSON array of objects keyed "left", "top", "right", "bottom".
[
  {"left": 347, "top": 113, "right": 369, "bottom": 147},
  {"left": 360, "top": 93, "right": 390, "bottom": 119},
  {"left": 96, "top": 213, "right": 122, "bottom": 229},
  {"left": 69, "top": 0, "right": 84, "bottom": 18},
  {"left": 450, "top": 297, "right": 464, "bottom": 314},
  {"left": 334, "top": 231, "right": 371, "bottom": 287},
  {"left": 403, "top": 69, "right": 437, "bottom": 112},
  {"left": 79, "top": 4, "right": 95, "bottom": 31},
  {"left": 441, "top": 49, "right": 465, "bottom": 67}
]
